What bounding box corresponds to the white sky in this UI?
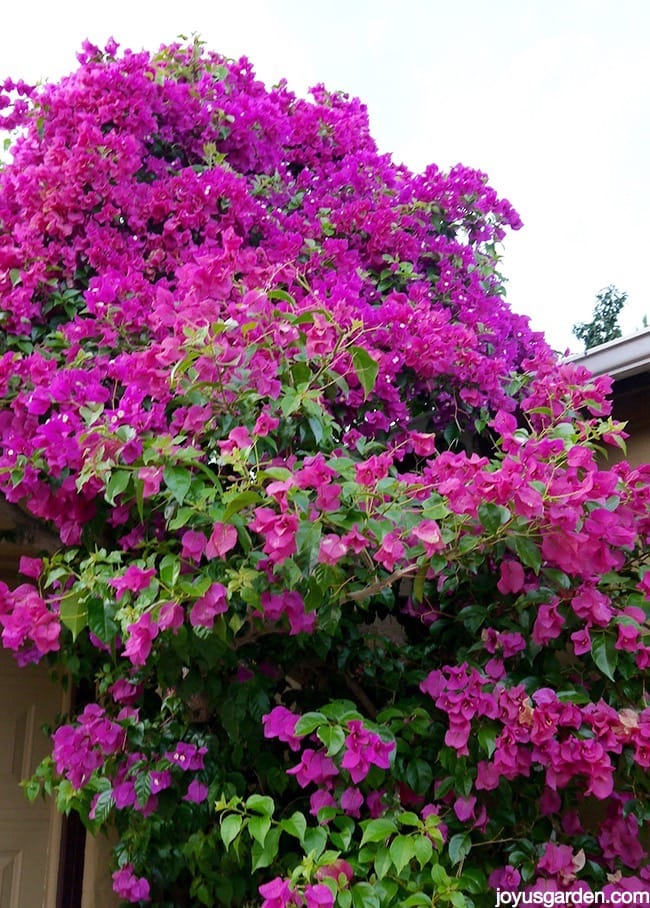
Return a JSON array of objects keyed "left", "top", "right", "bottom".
[{"left": 2, "top": 0, "right": 649, "bottom": 352}]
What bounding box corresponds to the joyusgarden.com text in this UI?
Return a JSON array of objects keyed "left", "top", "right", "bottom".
[{"left": 496, "top": 891, "right": 650, "bottom": 906}]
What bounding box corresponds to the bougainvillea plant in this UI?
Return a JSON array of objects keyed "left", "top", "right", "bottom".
[{"left": 1, "top": 37, "right": 649, "bottom": 907}]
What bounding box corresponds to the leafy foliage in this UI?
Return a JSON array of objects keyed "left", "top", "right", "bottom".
[
  {"left": 572, "top": 285, "right": 628, "bottom": 350},
  {"left": 1, "top": 38, "right": 649, "bottom": 906}
]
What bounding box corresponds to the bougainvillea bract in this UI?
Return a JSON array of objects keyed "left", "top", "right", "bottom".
[{"left": 0, "top": 38, "right": 649, "bottom": 907}]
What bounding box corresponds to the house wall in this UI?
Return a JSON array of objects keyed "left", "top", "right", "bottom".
[
  {"left": 568, "top": 331, "right": 650, "bottom": 468},
  {"left": 0, "top": 507, "right": 118, "bottom": 907},
  {"left": 0, "top": 645, "right": 64, "bottom": 908},
  {"left": 82, "top": 832, "right": 119, "bottom": 908},
  {"left": 611, "top": 378, "right": 650, "bottom": 467}
]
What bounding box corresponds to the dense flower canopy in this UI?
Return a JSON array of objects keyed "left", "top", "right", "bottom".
[{"left": 0, "top": 38, "right": 649, "bottom": 907}]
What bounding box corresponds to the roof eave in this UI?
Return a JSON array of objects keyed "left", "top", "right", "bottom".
[{"left": 567, "top": 328, "right": 650, "bottom": 380}]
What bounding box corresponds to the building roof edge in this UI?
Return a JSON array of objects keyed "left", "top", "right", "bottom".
[{"left": 566, "top": 328, "right": 650, "bottom": 380}]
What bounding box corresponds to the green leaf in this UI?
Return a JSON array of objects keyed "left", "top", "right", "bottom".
[
  {"left": 556, "top": 688, "right": 591, "bottom": 705},
  {"left": 251, "top": 826, "right": 281, "bottom": 871},
  {"left": 308, "top": 415, "right": 324, "bottom": 445},
  {"left": 360, "top": 817, "right": 397, "bottom": 845},
  {"left": 297, "top": 520, "right": 322, "bottom": 572},
  {"left": 358, "top": 844, "right": 376, "bottom": 864},
  {"left": 508, "top": 535, "right": 542, "bottom": 573},
  {"left": 542, "top": 567, "right": 572, "bottom": 589},
  {"left": 552, "top": 422, "right": 576, "bottom": 439},
  {"left": 294, "top": 712, "right": 327, "bottom": 736},
  {"left": 60, "top": 591, "right": 88, "bottom": 640},
  {"left": 405, "top": 758, "right": 433, "bottom": 795},
  {"left": 448, "top": 832, "right": 471, "bottom": 866},
  {"left": 389, "top": 834, "right": 416, "bottom": 874},
  {"left": 167, "top": 506, "right": 196, "bottom": 531},
  {"left": 91, "top": 788, "right": 115, "bottom": 824},
  {"left": 413, "top": 834, "right": 433, "bottom": 869},
  {"left": 280, "top": 388, "right": 301, "bottom": 416},
  {"left": 77, "top": 400, "right": 103, "bottom": 427},
  {"left": 422, "top": 500, "right": 450, "bottom": 521},
  {"left": 268, "top": 289, "right": 296, "bottom": 305},
  {"left": 457, "top": 604, "right": 487, "bottom": 634},
  {"left": 397, "top": 811, "right": 422, "bottom": 828},
  {"left": 350, "top": 345, "right": 379, "bottom": 398},
  {"left": 431, "top": 863, "right": 452, "bottom": 886},
  {"left": 133, "top": 476, "right": 144, "bottom": 522},
  {"left": 320, "top": 700, "right": 359, "bottom": 723},
  {"left": 303, "top": 825, "right": 327, "bottom": 858},
  {"left": 478, "top": 502, "right": 511, "bottom": 534},
  {"left": 402, "top": 896, "right": 431, "bottom": 907},
  {"left": 164, "top": 466, "right": 192, "bottom": 505},
  {"left": 591, "top": 635, "right": 618, "bottom": 681},
  {"left": 134, "top": 772, "right": 151, "bottom": 807},
  {"left": 223, "top": 490, "right": 260, "bottom": 520},
  {"left": 248, "top": 814, "right": 271, "bottom": 847},
  {"left": 477, "top": 725, "right": 497, "bottom": 758},
  {"left": 317, "top": 724, "right": 346, "bottom": 756},
  {"left": 23, "top": 779, "right": 41, "bottom": 802},
  {"left": 159, "top": 553, "right": 180, "bottom": 588},
  {"left": 351, "top": 882, "right": 380, "bottom": 908},
  {"left": 262, "top": 467, "right": 293, "bottom": 481},
  {"left": 331, "top": 814, "right": 355, "bottom": 850},
  {"left": 458, "top": 867, "right": 488, "bottom": 895},
  {"left": 279, "top": 811, "right": 306, "bottom": 843},
  {"left": 55, "top": 779, "right": 76, "bottom": 813},
  {"left": 304, "top": 575, "right": 326, "bottom": 612},
  {"left": 290, "top": 361, "right": 312, "bottom": 385},
  {"left": 373, "top": 846, "right": 392, "bottom": 879},
  {"left": 219, "top": 813, "right": 243, "bottom": 851},
  {"left": 412, "top": 563, "right": 427, "bottom": 604},
  {"left": 245, "top": 793, "right": 275, "bottom": 816},
  {"left": 338, "top": 892, "right": 352, "bottom": 908},
  {"left": 373, "top": 880, "right": 399, "bottom": 903},
  {"left": 87, "top": 597, "right": 117, "bottom": 644},
  {"left": 457, "top": 535, "right": 478, "bottom": 554},
  {"left": 105, "top": 469, "right": 130, "bottom": 505}
]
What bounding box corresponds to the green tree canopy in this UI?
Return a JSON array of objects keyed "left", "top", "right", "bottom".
[{"left": 572, "top": 285, "right": 627, "bottom": 350}]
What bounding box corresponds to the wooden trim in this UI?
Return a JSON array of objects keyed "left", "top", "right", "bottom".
[
  {"left": 55, "top": 680, "right": 94, "bottom": 908},
  {"left": 56, "top": 813, "right": 86, "bottom": 908}
]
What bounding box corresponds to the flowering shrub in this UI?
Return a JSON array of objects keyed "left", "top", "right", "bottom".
[{"left": 1, "top": 37, "right": 649, "bottom": 906}]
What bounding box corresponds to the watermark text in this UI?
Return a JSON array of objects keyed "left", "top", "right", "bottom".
[{"left": 496, "top": 890, "right": 650, "bottom": 907}]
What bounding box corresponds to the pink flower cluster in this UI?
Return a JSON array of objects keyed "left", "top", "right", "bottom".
[
  {"left": 93, "top": 739, "right": 208, "bottom": 819},
  {"left": 0, "top": 35, "right": 554, "bottom": 556},
  {"left": 52, "top": 704, "right": 124, "bottom": 789},
  {"left": 422, "top": 665, "right": 650, "bottom": 825},
  {"left": 112, "top": 865, "right": 150, "bottom": 903},
  {"left": 257, "top": 590, "right": 316, "bottom": 636},
  {"left": 340, "top": 719, "right": 394, "bottom": 782},
  {"left": 259, "top": 877, "right": 336, "bottom": 908},
  {"left": 0, "top": 582, "right": 60, "bottom": 665},
  {"left": 263, "top": 706, "right": 395, "bottom": 820},
  {"left": 250, "top": 508, "right": 299, "bottom": 565}
]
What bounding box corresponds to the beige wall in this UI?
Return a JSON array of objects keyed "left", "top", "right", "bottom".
[
  {"left": 0, "top": 534, "right": 118, "bottom": 907},
  {"left": 608, "top": 382, "right": 650, "bottom": 467},
  {"left": 0, "top": 649, "right": 65, "bottom": 908},
  {"left": 82, "top": 831, "right": 120, "bottom": 908}
]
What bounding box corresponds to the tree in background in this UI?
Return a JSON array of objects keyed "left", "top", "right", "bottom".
[
  {"left": 572, "top": 285, "right": 627, "bottom": 351},
  {"left": 0, "top": 39, "right": 649, "bottom": 907}
]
